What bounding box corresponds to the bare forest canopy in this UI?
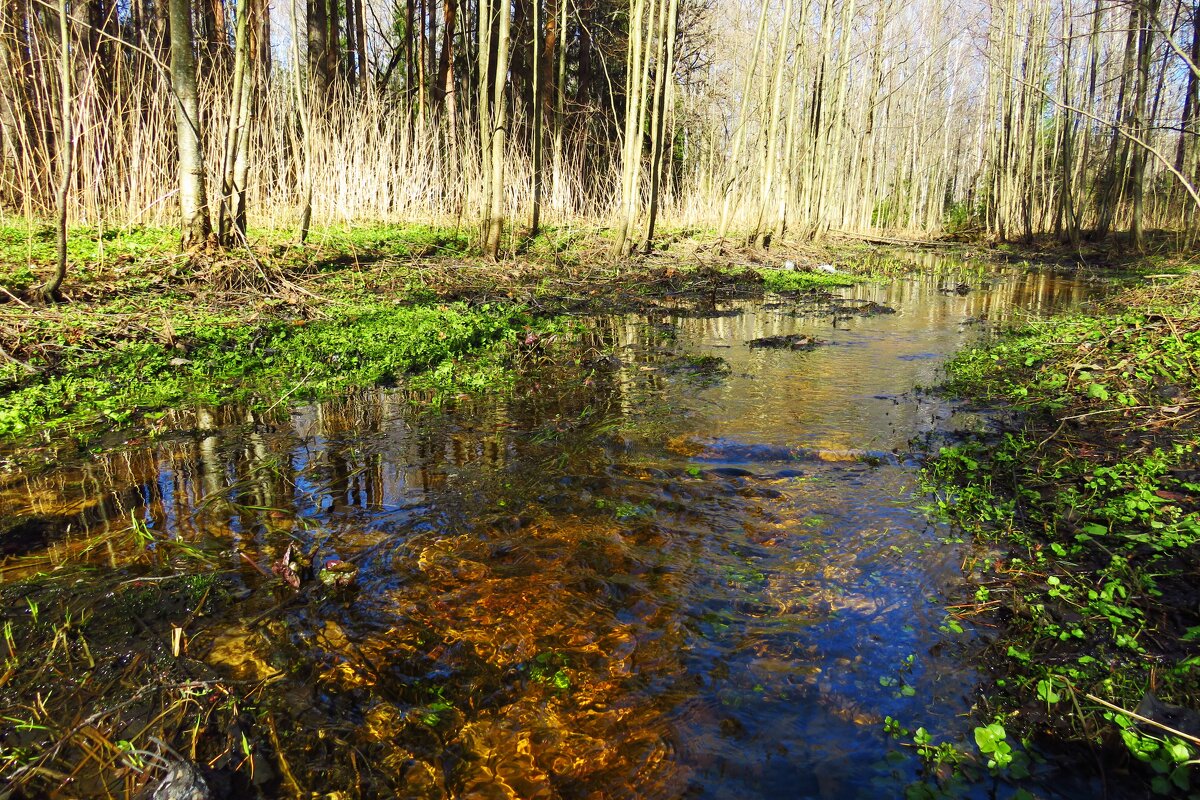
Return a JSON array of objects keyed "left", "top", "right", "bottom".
[{"left": 3, "top": 0, "right": 1200, "bottom": 251}]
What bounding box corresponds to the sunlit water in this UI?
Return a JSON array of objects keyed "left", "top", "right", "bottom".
[{"left": 0, "top": 264, "right": 1102, "bottom": 798}]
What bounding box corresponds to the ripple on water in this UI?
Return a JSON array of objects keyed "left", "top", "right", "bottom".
[{"left": 0, "top": 267, "right": 1105, "bottom": 798}]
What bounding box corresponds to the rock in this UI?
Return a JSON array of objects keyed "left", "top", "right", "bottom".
[
  {"left": 816, "top": 263, "right": 837, "bottom": 273},
  {"left": 168, "top": 357, "right": 193, "bottom": 367},
  {"left": 747, "top": 334, "right": 823, "bottom": 350},
  {"left": 318, "top": 559, "right": 359, "bottom": 589},
  {"left": 782, "top": 260, "right": 797, "bottom": 271},
  {"left": 1136, "top": 693, "right": 1200, "bottom": 739},
  {"left": 206, "top": 627, "right": 279, "bottom": 681},
  {"left": 148, "top": 760, "right": 211, "bottom": 800}
]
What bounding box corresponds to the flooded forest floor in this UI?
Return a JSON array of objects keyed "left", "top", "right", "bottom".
[{"left": 0, "top": 222, "right": 1198, "bottom": 799}]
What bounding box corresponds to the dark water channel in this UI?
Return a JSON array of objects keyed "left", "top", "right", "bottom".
[{"left": 0, "top": 262, "right": 1102, "bottom": 798}]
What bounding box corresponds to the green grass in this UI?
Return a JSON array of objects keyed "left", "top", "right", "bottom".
[
  {"left": 0, "top": 219, "right": 478, "bottom": 276},
  {"left": 0, "top": 217, "right": 916, "bottom": 443},
  {"left": 0, "top": 223, "right": 179, "bottom": 293}
]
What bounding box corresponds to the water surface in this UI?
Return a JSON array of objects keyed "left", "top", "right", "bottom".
[{"left": 0, "top": 264, "right": 1101, "bottom": 798}]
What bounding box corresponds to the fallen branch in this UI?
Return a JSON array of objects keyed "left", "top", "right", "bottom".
[
  {"left": 0, "top": 342, "right": 37, "bottom": 374},
  {"left": 827, "top": 230, "right": 956, "bottom": 249}
]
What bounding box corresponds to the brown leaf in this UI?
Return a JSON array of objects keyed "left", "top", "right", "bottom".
[{"left": 271, "top": 544, "right": 301, "bottom": 590}]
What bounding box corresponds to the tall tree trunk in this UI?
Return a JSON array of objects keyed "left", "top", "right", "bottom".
[
  {"left": 307, "top": 0, "right": 330, "bottom": 95},
  {"left": 484, "top": 0, "right": 510, "bottom": 257},
  {"left": 326, "top": 0, "right": 340, "bottom": 86},
  {"left": 416, "top": 0, "right": 427, "bottom": 112},
  {"left": 1095, "top": 4, "right": 1139, "bottom": 238},
  {"left": 478, "top": 0, "right": 493, "bottom": 228},
  {"left": 170, "top": 0, "right": 212, "bottom": 248},
  {"left": 531, "top": 0, "right": 543, "bottom": 234},
  {"left": 614, "top": 0, "right": 650, "bottom": 255},
  {"left": 436, "top": 0, "right": 457, "bottom": 122},
  {"left": 641, "top": 0, "right": 678, "bottom": 252},
  {"left": 45, "top": 0, "right": 71, "bottom": 299},
  {"left": 345, "top": 0, "right": 358, "bottom": 87},
  {"left": 1130, "top": 0, "right": 1161, "bottom": 249},
  {"left": 1174, "top": 1, "right": 1200, "bottom": 175},
  {"left": 289, "top": 0, "right": 313, "bottom": 242},
  {"left": 355, "top": 0, "right": 367, "bottom": 87},
  {"left": 219, "top": 0, "right": 252, "bottom": 242},
  {"left": 1059, "top": 0, "right": 1081, "bottom": 246},
  {"left": 254, "top": 0, "right": 270, "bottom": 82},
  {"left": 752, "top": 0, "right": 794, "bottom": 247},
  {"left": 716, "top": 0, "right": 769, "bottom": 245},
  {"left": 550, "top": 0, "right": 566, "bottom": 209}
]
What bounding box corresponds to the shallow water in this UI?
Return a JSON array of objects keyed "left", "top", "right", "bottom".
[{"left": 0, "top": 263, "right": 1103, "bottom": 798}]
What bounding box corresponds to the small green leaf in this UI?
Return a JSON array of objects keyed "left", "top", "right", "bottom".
[
  {"left": 1007, "top": 646, "right": 1031, "bottom": 663},
  {"left": 1036, "top": 678, "right": 1062, "bottom": 704}
]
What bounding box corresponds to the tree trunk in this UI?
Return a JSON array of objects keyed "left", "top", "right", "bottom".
[
  {"left": 326, "top": 0, "right": 340, "bottom": 86},
  {"left": 345, "top": 0, "right": 358, "bottom": 87},
  {"left": 478, "top": 0, "right": 493, "bottom": 228},
  {"left": 1174, "top": 1, "right": 1200, "bottom": 175},
  {"left": 716, "top": 0, "right": 769, "bottom": 244},
  {"left": 752, "top": 0, "right": 794, "bottom": 248},
  {"left": 614, "top": 0, "right": 650, "bottom": 255},
  {"left": 289, "top": 0, "right": 313, "bottom": 242},
  {"left": 550, "top": 0, "right": 566, "bottom": 209},
  {"left": 436, "top": 0, "right": 457, "bottom": 123},
  {"left": 484, "top": 0, "right": 510, "bottom": 257},
  {"left": 1095, "top": 5, "right": 1138, "bottom": 238},
  {"left": 170, "top": 0, "right": 212, "bottom": 248},
  {"left": 1130, "top": 0, "right": 1161, "bottom": 249},
  {"left": 307, "top": 0, "right": 330, "bottom": 95},
  {"left": 219, "top": 0, "right": 252, "bottom": 242},
  {"left": 641, "top": 0, "right": 678, "bottom": 252},
  {"left": 45, "top": 0, "right": 71, "bottom": 300},
  {"left": 355, "top": 0, "right": 367, "bottom": 87},
  {"left": 531, "top": 0, "right": 543, "bottom": 235}
]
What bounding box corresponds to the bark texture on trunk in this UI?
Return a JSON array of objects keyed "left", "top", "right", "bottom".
[{"left": 170, "top": 0, "right": 212, "bottom": 248}]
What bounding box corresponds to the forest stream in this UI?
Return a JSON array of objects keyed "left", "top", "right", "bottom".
[{"left": 0, "top": 259, "right": 1107, "bottom": 799}]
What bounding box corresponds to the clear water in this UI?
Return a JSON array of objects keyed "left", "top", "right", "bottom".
[{"left": 0, "top": 264, "right": 1102, "bottom": 798}]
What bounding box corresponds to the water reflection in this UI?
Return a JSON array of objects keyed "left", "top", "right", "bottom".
[{"left": 0, "top": 266, "right": 1101, "bottom": 798}]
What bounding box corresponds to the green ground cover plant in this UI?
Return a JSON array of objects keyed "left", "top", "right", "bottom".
[
  {"left": 924, "top": 273, "right": 1200, "bottom": 794},
  {"left": 0, "top": 221, "right": 885, "bottom": 447}
]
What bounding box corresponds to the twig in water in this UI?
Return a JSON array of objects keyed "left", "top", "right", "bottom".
[{"left": 1084, "top": 692, "right": 1200, "bottom": 747}]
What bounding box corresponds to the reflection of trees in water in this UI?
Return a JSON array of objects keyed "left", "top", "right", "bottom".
[{"left": 0, "top": 325, "right": 646, "bottom": 563}]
